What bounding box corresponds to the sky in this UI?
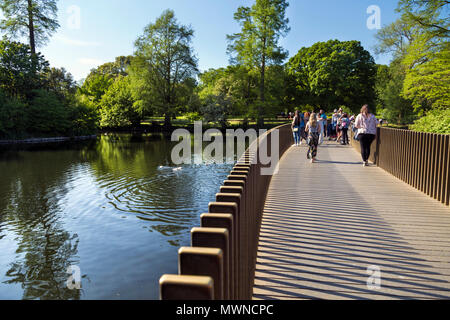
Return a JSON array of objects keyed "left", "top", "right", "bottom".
[{"left": 9, "top": 0, "right": 401, "bottom": 81}]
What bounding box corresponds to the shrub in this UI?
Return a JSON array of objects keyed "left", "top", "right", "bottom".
[
  {"left": 410, "top": 108, "right": 450, "bottom": 134},
  {"left": 185, "top": 112, "right": 202, "bottom": 123},
  {"left": 99, "top": 76, "right": 140, "bottom": 128},
  {"left": 0, "top": 90, "right": 28, "bottom": 139},
  {"left": 27, "top": 89, "right": 71, "bottom": 135}
]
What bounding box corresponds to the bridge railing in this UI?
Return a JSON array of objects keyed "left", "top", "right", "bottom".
[
  {"left": 159, "top": 123, "right": 293, "bottom": 300},
  {"left": 351, "top": 127, "right": 449, "bottom": 206}
]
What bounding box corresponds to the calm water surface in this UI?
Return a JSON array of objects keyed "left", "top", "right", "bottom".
[{"left": 0, "top": 134, "right": 234, "bottom": 299}]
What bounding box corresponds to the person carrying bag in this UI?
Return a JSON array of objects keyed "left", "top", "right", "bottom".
[
  {"left": 354, "top": 105, "right": 378, "bottom": 167},
  {"left": 291, "top": 110, "right": 302, "bottom": 147}
]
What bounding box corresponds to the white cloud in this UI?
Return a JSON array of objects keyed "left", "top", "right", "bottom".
[{"left": 56, "top": 35, "right": 101, "bottom": 47}]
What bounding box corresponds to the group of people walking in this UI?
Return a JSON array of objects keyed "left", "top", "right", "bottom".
[
  {"left": 291, "top": 105, "right": 378, "bottom": 166},
  {"left": 330, "top": 108, "right": 352, "bottom": 145}
]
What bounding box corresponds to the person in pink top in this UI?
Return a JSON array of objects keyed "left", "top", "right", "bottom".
[{"left": 354, "top": 104, "right": 378, "bottom": 167}]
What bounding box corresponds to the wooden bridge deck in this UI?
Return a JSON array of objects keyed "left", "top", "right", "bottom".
[{"left": 253, "top": 141, "right": 450, "bottom": 300}]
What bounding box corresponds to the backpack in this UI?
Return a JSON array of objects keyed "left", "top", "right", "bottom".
[{"left": 341, "top": 118, "right": 349, "bottom": 129}]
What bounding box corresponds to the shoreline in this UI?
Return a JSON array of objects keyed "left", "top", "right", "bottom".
[
  {"left": 0, "top": 135, "right": 98, "bottom": 146},
  {"left": 0, "top": 122, "right": 290, "bottom": 146}
]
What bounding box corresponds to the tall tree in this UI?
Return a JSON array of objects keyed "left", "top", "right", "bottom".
[
  {"left": 132, "top": 9, "right": 198, "bottom": 127},
  {"left": 398, "top": 0, "right": 449, "bottom": 39},
  {"left": 373, "top": 0, "right": 449, "bottom": 133},
  {"left": 374, "top": 16, "right": 417, "bottom": 58},
  {"left": 287, "top": 40, "right": 377, "bottom": 113},
  {"left": 0, "top": 0, "right": 59, "bottom": 55},
  {"left": 227, "top": 0, "right": 290, "bottom": 126}
]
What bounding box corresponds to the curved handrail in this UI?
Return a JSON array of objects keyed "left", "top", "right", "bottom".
[{"left": 159, "top": 123, "right": 293, "bottom": 300}]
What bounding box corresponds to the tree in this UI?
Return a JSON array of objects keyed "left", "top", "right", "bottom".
[
  {"left": 374, "top": 16, "right": 417, "bottom": 58},
  {"left": 376, "top": 0, "right": 449, "bottom": 115},
  {"left": 287, "top": 40, "right": 377, "bottom": 113},
  {"left": 198, "top": 65, "right": 259, "bottom": 117},
  {"left": 375, "top": 62, "right": 416, "bottom": 124},
  {"left": 77, "top": 56, "right": 134, "bottom": 108},
  {"left": 0, "top": 0, "right": 60, "bottom": 55},
  {"left": 27, "top": 89, "right": 71, "bottom": 135},
  {"left": 373, "top": 0, "right": 449, "bottom": 133},
  {"left": 410, "top": 107, "right": 450, "bottom": 134},
  {"left": 78, "top": 73, "right": 114, "bottom": 105},
  {"left": 227, "top": 0, "right": 290, "bottom": 126},
  {"left": 402, "top": 39, "right": 450, "bottom": 112},
  {"left": 399, "top": 0, "right": 449, "bottom": 112},
  {"left": 398, "top": 0, "right": 449, "bottom": 39},
  {"left": 44, "top": 67, "right": 76, "bottom": 99},
  {"left": 90, "top": 56, "right": 133, "bottom": 78},
  {"left": 99, "top": 76, "right": 140, "bottom": 128},
  {"left": 201, "top": 93, "right": 232, "bottom": 128},
  {"left": 133, "top": 9, "right": 198, "bottom": 127},
  {"left": 0, "top": 89, "right": 27, "bottom": 139},
  {"left": 0, "top": 39, "right": 49, "bottom": 99}
]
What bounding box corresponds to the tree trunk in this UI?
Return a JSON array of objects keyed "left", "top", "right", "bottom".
[
  {"left": 258, "top": 53, "right": 266, "bottom": 128},
  {"left": 164, "top": 94, "right": 172, "bottom": 128},
  {"left": 164, "top": 113, "right": 171, "bottom": 128},
  {"left": 27, "top": 0, "right": 36, "bottom": 55}
]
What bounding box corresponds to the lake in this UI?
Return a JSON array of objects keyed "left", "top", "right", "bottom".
[{"left": 0, "top": 134, "right": 234, "bottom": 300}]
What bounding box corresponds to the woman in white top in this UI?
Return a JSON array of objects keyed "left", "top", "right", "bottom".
[{"left": 354, "top": 104, "right": 378, "bottom": 167}]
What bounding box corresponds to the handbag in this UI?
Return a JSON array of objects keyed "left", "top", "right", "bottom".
[
  {"left": 354, "top": 128, "right": 364, "bottom": 141},
  {"left": 293, "top": 128, "right": 299, "bottom": 133}
]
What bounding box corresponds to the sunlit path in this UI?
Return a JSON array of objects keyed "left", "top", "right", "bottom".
[{"left": 253, "top": 141, "right": 450, "bottom": 300}]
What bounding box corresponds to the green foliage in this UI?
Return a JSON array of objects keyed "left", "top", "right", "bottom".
[
  {"left": 0, "top": 40, "right": 97, "bottom": 139},
  {"left": 264, "top": 65, "right": 288, "bottom": 116},
  {"left": 402, "top": 38, "right": 450, "bottom": 113},
  {"left": 338, "top": 105, "right": 354, "bottom": 116},
  {"left": 227, "top": 0, "right": 290, "bottom": 68},
  {"left": 77, "top": 57, "right": 134, "bottom": 107},
  {"left": 374, "top": 15, "right": 417, "bottom": 59},
  {"left": 287, "top": 40, "right": 377, "bottom": 113},
  {"left": 198, "top": 64, "right": 288, "bottom": 119},
  {"left": 375, "top": 62, "right": 416, "bottom": 124},
  {"left": 198, "top": 65, "right": 258, "bottom": 117},
  {"left": 397, "top": 0, "right": 449, "bottom": 39},
  {"left": 185, "top": 112, "right": 202, "bottom": 122},
  {"left": 99, "top": 76, "right": 140, "bottom": 128},
  {"left": 410, "top": 108, "right": 450, "bottom": 134},
  {"left": 67, "top": 98, "right": 98, "bottom": 136},
  {"left": 27, "top": 89, "right": 71, "bottom": 135},
  {"left": 201, "top": 93, "right": 232, "bottom": 128},
  {"left": 45, "top": 67, "right": 77, "bottom": 99},
  {"left": 0, "top": 89, "right": 27, "bottom": 139},
  {"left": 0, "top": 40, "right": 49, "bottom": 99},
  {"left": 227, "top": 0, "right": 290, "bottom": 124},
  {"left": 93, "top": 56, "right": 133, "bottom": 78},
  {"left": 0, "top": 0, "right": 60, "bottom": 54},
  {"left": 375, "top": 0, "right": 449, "bottom": 121},
  {"left": 78, "top": 73, "right": 114, "bottom": 105},
  {"left": 133, "top": 9, "right": 198, "bottom": 127}
]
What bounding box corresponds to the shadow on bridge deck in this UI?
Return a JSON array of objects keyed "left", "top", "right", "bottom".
[{"left": 253, "top": 141, "right": 450, "bottom": 300}]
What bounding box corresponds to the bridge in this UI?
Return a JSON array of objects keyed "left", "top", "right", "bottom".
[{"left": 159, "top": 124, "right": 450, "bottom": 300}]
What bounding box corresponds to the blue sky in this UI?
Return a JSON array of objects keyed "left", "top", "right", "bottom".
[{"left": 19, "top": 0, "right": 400, "bottom": 80}]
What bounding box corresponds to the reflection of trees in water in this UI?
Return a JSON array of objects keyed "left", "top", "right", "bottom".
[
  {"left": 0, "top": 134, "right": 232, "bottom": 299},
  {"left": 85, "top": 134, "right": 200, "bottom": 242},
  {"left": 0, "top": 150, "right": 83, "bottom": 300}
]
